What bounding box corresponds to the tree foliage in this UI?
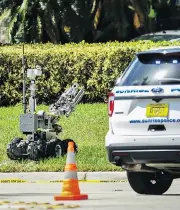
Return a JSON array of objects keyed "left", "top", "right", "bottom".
[{"left": 0, "top": 0, "right": 179, "bottom": 43}]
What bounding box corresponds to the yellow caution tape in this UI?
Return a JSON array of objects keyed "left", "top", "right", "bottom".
[
  {"left": 39, "top": 179, "right": 127, "bottom": 183},
  {"left": 12, "top": 201, "right": 26, "bottom": 205},
  {"left": 65, "top": 205, "right": 81, "bottom": 209},
  {"left": 0, "top": 178, "right": 127, "bottom": 183},
  {"left": 0, "top": 179, "right": 26, "bottom": 183},
  {"left": 0, "top": 201, "right": 80, "bottom": 209},
  {"left": 0, "top": 201, "right": 11, "bottom": 204}
]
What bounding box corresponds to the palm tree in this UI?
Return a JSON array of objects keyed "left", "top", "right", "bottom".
[
  {"left": 130, "top": 0, "right": 173, "bottom": 34},
  {"left": 131, "top": 0, "right": 149, "bottom": 34},
  {"left": 0, "top": 0, "right": 177, "bottom": 43},
  {"left": 0, "top": 0, "right": 67, "bottom": 43},
  {"left": 93, "top": 0, "right": 135, "bottom": 42},
  {"left": 60, "top": 0, "right": 102, "bottom": 43},
  {"left": 0, "top": 0, "right": 102, "bottom": 43}
]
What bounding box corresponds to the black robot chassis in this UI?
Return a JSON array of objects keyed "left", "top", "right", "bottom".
[{"left": 7, "top": 135, "right": 78, "bottom": 161}]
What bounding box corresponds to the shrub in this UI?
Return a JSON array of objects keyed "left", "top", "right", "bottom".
[{"left": 0, "top": 41, "right": 180, "bottom": 106}]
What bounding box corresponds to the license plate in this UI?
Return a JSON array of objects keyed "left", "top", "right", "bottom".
[{"left": 146, "top": 104, "right": 169, "bottom": 118}]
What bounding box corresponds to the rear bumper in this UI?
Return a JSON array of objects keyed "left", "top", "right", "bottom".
[
  {"left": 106, "top": 144, "right": 180, "bottom": 165},
  {"left": 105, "top": 132, "right": 180, "bottom": 165}
]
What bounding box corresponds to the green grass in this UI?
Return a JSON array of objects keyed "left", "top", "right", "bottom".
[{"left": 0, "top": 103, "right": 122, "bottom": 172}]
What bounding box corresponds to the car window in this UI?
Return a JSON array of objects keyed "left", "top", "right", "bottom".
[
  {"left": 133, "top": 35, "right": 180, "bottom": 41},
  {"left": 116, "top": 54, "right": 180, "bottom": 86}
]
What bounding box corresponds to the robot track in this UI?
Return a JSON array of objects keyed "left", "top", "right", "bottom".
[{"left": 7, "top": 137, "right": 78, "bottom": 161}]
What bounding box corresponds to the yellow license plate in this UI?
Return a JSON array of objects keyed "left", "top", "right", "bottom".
[{"left": 146, "top": 104, "right": 169, "bottom": 118}]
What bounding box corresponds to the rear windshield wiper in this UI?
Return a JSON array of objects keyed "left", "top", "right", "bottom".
[{"left": 158, "top": 78, "right": 180, "bottom": 84}]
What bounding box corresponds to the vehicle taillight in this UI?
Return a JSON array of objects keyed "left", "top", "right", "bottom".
[{"left": 108, "top": 92, "right": 114, "bottom": 117}]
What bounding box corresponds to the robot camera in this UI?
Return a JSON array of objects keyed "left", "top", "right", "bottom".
[
  {"left": 27, "top": 66, "right": 42, "bottom": 79},
  {"left": 73, "top": 83, "right": 78, "bottom": 88}
]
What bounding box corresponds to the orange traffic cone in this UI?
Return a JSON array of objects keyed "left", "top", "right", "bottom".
[{"left": 54, "top": 141, "right": 88, "bottom": 201}]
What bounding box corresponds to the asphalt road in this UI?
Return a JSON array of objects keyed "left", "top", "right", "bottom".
[{"left": 1, "top": 180, "right": 180, "bottom": 210}]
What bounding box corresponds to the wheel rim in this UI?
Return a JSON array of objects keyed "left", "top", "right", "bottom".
[
  {"left": 145, "top": 172, "right": 166, "bottom": 186},
  {"left": 55, "top": 144, "right": 62, "bottom": 156},
  {"left": 150, "top": 179, "right": 157, "bottom": 185}
]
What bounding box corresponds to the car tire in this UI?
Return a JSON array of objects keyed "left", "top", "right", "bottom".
[{"left": 127, "top": 171, "right": 173, "bottom": 195}]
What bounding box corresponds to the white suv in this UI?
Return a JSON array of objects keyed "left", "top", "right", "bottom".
[{"left": 106, "top": 46, "right": 180, "bottom": 195}]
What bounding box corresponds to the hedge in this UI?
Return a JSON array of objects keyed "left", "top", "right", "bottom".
[{"left": 1, "top": 41, "right": 180, "bottom": 106}]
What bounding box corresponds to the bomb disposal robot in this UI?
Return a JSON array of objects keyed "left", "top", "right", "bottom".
[{"left": 7, "top": 64, "right": 84, "bottom": 161}]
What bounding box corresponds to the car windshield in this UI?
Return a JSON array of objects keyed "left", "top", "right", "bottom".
[
  {"left": 116, "top": 53, "right": 180, "bottom": 86},
  {"left": 133, "top": 34, "right": 180, "bottom": 41}
]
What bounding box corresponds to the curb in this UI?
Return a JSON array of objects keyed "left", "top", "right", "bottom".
[{"left": 0, "top": 172, "right": 127, "bottom": 183}]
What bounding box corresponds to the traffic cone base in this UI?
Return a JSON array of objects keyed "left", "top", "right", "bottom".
[{"left": 54, "top": 194, "right": 88, "bottom": 201}]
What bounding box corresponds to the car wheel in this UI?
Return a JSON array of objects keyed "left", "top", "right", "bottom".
[{"left": 127, "top": 171, "right": 173, "bottom": 195}]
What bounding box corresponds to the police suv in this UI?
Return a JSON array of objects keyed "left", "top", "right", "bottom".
[{"left": 106, "top": 46, "right": 180, "bottom": 195}]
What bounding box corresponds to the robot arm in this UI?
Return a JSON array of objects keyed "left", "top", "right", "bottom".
[{"left": 49, "top": 83, "right": 85, "bottom": 117}]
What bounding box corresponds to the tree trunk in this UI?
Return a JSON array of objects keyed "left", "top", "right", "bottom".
[{"left": 131, "top": 0, "right": 149, "bottom": 34}]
